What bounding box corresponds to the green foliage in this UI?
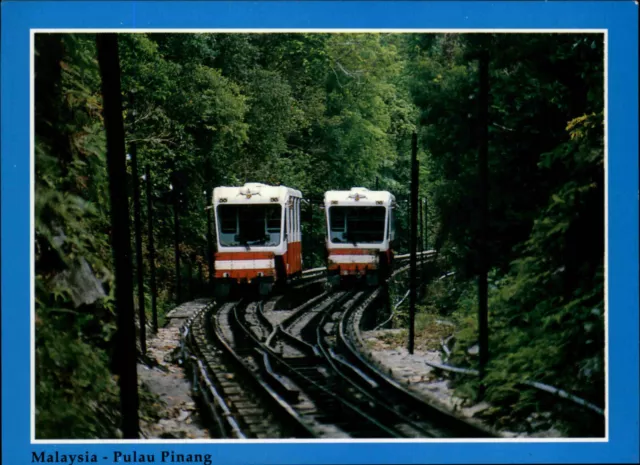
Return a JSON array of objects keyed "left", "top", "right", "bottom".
[
  {"left": 411, "top": 35, "right": 604, "bottom": 433},
  {"left": 35, "top": 304, "right": 120, "bottom": 439},
  {"left": 35, "top": 32, "right": 604, "bottom": 437}
]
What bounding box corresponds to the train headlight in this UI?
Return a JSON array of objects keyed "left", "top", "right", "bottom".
[
  {"left": 258, "top": 272, "right": 264, "bottom": 277},
  {"left": 219, "top": 198, "right": 228, "bottom": 203},
  {"left": 223, "top": 272, "right": 229, "bottom": 278},
  {"left": 270, "top": 197, "right": 279, "bottom": 202}
]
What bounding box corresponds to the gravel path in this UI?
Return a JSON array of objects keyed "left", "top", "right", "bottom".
[
  {"left": 138, "top": 300, "right": 212, "bottom": 439},
  {"left": 361, "top": 329, "right": 565, "bottom": 438}
]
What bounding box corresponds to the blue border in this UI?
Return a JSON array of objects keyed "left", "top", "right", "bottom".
[{"left": 2, "top": 1, "right": 638, "bottom": 464}]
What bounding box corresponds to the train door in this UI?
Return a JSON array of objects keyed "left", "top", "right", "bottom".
[
  {"left": 294, "top": 197, "right": 301, "bottom": 273},
  {"left": 286, "top": 198, "right": 291, "bottom": 276}
]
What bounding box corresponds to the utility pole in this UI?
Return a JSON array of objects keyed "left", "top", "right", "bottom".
[
  {"left": 419, "top": 196, "right": 425, "bottom": 295},
  {"left": 477, "top": 49, "right": 490, "bottom": 398},
  {"left": 186, "top": 258, "right": 193, "bottom": 301},
  {"left": 129, "top": 91, "right": 146, "bottom": 355},
  {"left": 424, "top": 197, "right": 428, "bottom": 250},
  {"left": 309, "top": 201, "right": 314, "bottom": 266},
  {"left": 199, "top": 250, "right": 204, "bottom": 295},
  {"left": 408, "top": 132, "right": 419, "bottom": 355},
  {"left": 145, "top": 165, "right": 158, "bottom": 333},
  {"left": 419, "top": 196, "right": 424, "bottom": 252},
  {"left": 96, "top": 33, "right": 140, "bottom": 439}
]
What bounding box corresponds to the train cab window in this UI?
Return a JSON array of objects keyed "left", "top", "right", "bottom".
[
  {"left": 266, "top": 206, "right": 281, "bottom": 232},
  {"left": 329, "top": 208, "right": 346, "bottom": 232},
  {"left": 217, "top": 204, "right": 282, "bottom": 247},
  {"left": 329, "top": 206, "right": 386, "bottom": 244},
  {"left": 220, "top": 210, "right": 237, "bottom": 234}
]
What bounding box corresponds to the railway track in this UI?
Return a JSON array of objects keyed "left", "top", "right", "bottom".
[
  {"left": 186, "top": 300, "right": 315, "bottom": 438},
  {"left": 183, "top": 250, "right": 492, "bottom": 439},
  {"left": 232, "top": 293, "right": 394, "bottom": 438},
  {"left": 339, "top": 289, "right": 496, "bottom": 438}
]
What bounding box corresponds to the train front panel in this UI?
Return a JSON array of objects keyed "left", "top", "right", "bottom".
[
  {"left": 212, "top": 183, "right": 302, "bottom": 296},
  {"left": 324, "top": 188, "right": 395, "bottom": 286}
]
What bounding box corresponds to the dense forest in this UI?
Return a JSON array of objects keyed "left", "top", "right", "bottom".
[{"left": 35, "top": 32, "right": 604, "bottom": 438}]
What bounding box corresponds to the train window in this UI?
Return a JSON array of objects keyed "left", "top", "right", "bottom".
[
  {"left": 266, "top": 206, "right": 281, "bottom": 232},
  {"left": 330, "top": 208, "right": 346, "bottom": 232},
  {"left": 291, "top": 199, "right": 296, "bottom": 234},
  {"left": 329, "top": 206, "right": 386, "bottom": 244},
  {"left": 286, "top": 202, "right": 291, "bottom": 239},
  {"left": 220, "top": 208, "right": 237, "bottom": 234},
  {"left": 295, "top": 198, "right": 300, "bottom": 233},
  {"left": 217, "top": 204, "right": 282, "bottom": 247}
]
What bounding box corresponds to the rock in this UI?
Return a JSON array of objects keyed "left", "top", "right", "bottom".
[
  {"left": 177, "top": 410, "right": 190, "bottom": 422},
  {"left": 158, "top": 419, "right": 178, "bottom": 429},
  {"left": 51, "top": 257, "right": 106, "bottom": 308},
  {"left": 51, "top": 226, "right": 67, "bottom": 248}
]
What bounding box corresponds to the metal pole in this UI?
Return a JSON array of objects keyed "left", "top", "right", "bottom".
[
  {"left": 309, "top": 201, "right": 314, "bottom": 266},
  {"left": 206, "top": 190, "right": 214, "bottom": 294},
  {"left": 96, "top": 33, "right": 140, "bottom": 439},
  {"left": 145, "top": 165, "right": 158, "bottom": 333},
  {"left": 199, "top": 255, "right": 204, "bottom": 295},
  {"left": 130, "top": 136, "right": 146, "bottom": 355},
  {"left": 173, "top": 181, "right": 181, "bottom": 303},
  {"left": 419, "top": 196, "right": 424, "bottom": 252},
  {"left": 408, "top": 132, "right": 419, "bottom": 355},
  {"left": 424, "top": 196, "right": 428, "bottom": 250},
  {"left": 477, "top": 50, "right": 490, "bottom": 397},
  {"left": 187, "top": 258, "right": 192, "bottom": 301},
  {"left": 420, "top": 197, "right": 425, "bottom": 295}
]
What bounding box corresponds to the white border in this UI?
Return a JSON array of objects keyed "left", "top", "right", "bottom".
[{"left": 30, "top": 28, "right": 608, "bottom": 445}]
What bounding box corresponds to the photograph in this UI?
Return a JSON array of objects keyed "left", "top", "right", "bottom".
[{"left": 33, "top": 30, "right": 606, "bottom": 441}]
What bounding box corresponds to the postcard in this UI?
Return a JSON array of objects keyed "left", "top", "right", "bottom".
[{"left": 1, "top": 1, "right": 638, "bottom": 464}]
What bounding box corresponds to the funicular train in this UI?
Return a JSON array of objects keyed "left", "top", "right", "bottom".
[
  {"left": 212, "top": 183, "right": 303, "bottom": 297},
  {"left": 323, "top": 187, "right": 396, "bottom": 287}
]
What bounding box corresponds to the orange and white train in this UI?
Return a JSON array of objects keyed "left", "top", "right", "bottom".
[
  {"left": 324, "top": 188, "right": 396, "bottom": 286},
  {"left": 212, "top": 183, "right": 303, "bottom": 296}
]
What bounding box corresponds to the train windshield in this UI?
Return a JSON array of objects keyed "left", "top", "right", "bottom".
[
  {"left": 329, "top": 206, "right": 386, "bottom": 244},
  {"left": 217, "top": 204, "right": 282, "bottom": 247}
]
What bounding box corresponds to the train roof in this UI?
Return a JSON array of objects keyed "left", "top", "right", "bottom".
[
  {"left": 324, "top": 187, "right": 395, "bottom": 207},
  {"left": 213, "top": 183, "right": 302, "bottom": 204}
]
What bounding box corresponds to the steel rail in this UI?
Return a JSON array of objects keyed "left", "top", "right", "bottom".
[
  {"left": 315, "top": 290, "right": 437, "bottom": 438},
  {"left": 184, "top": 302, "right": 247, "bottom": 438},
  {"left": 341, "top": 296, "right": 497, "bottom": 438},
  {"left": 210, "top": 300, "right": 317, "bottom": 438},
  {"left": 232, "top": 294, "right": 403, "bottom": 438}
]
